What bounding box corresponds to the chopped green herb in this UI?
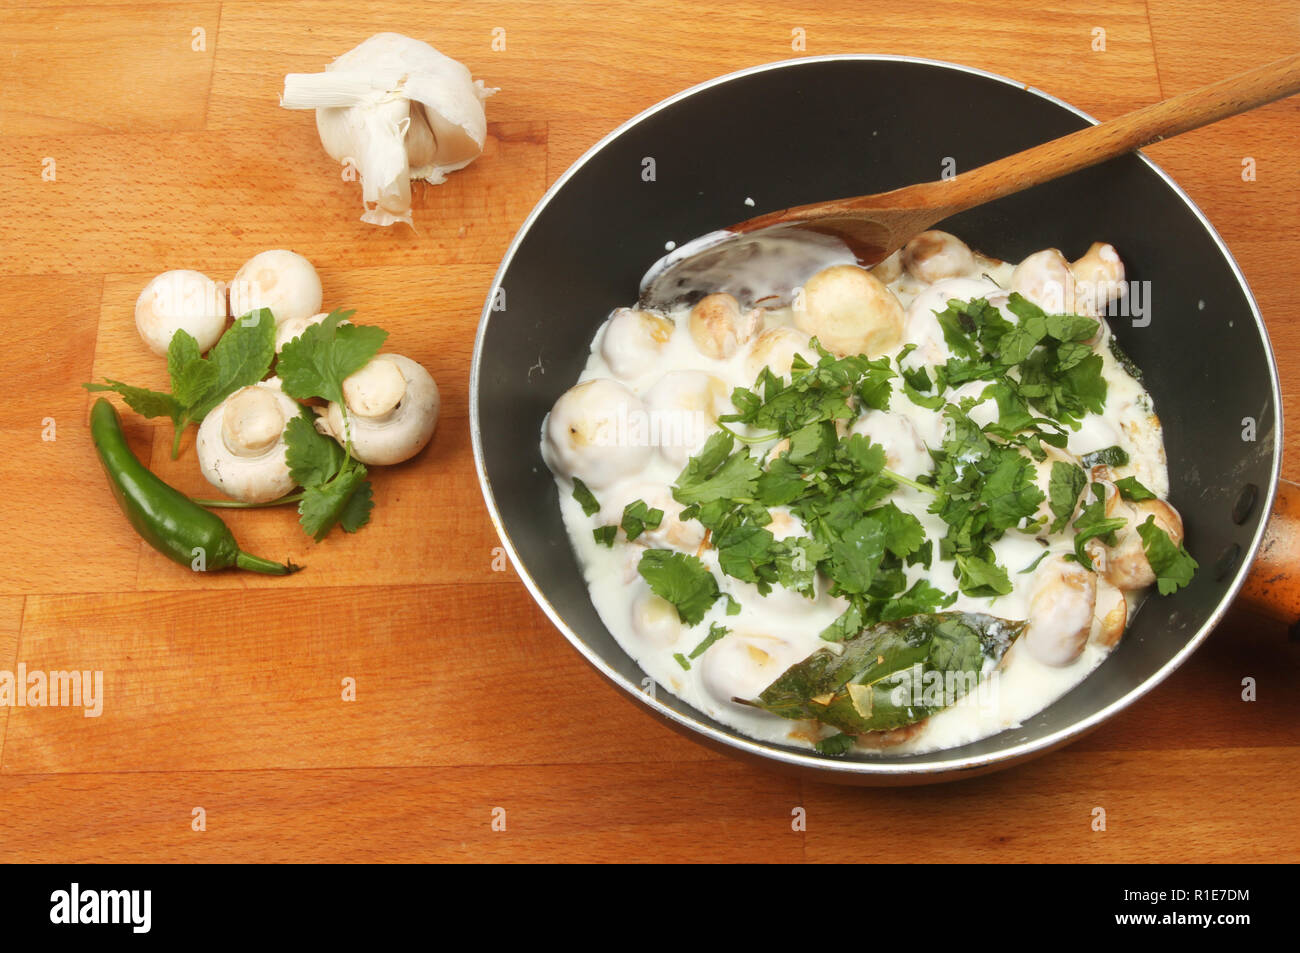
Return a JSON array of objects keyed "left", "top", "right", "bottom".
[
  {"left": 1137, "top": 515, "right": 1198, "bottom": 595},
  {"left": 689, "top": 622, "right": 730, "bottom": 660},
  {"left": 1080, "top": 445, "right": 1130, "bottom": 469},
  {"left": 620, "top": 499, "right": 664, "bottom": 541},
  {"left": 85, "top": 310, "right": 278, "bottom": 458},
  {"left": 1115, "top": 476, "right": 1156, "bottom": 502},
  {"left": 637, "top": 549, "right": 722, "bottom": 626},
  {"left": 1047, "top": 461, "right": 1087, "bottom": 533},
  {"left": 572, "top": 478, "right": 600, "bottom": 516},
  {"left": 814, "top": 733, "right": 857, "bottom": 756}
]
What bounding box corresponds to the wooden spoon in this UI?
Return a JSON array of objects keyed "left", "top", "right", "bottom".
[{"left": 639, "top": 52, "right": 1300, "bottom": 308}]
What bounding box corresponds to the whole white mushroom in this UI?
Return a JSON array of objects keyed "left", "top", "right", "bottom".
[
  {"left": 794, "top": 264, "right": 904, "bottom": 358},
  {"left": 196, "top": 380, "right": 300, "bottom": 503},
  {"left": 317, "top": 354, "right": 440, "bottom": 465},
  {"left": 1010, "top": 248, "right": 1074, "bottom": 314},
  {"left": 543, "top": 378, "right": 653, "bottom": 489},
  {"left": 599, "top": 307, "right": 675, "bottom": 379},
  {"left": 1023, "top": 555, "right": 1098, "bottom": 666},
  {"left": 901, "top": 230, "right": 977, "bottom": 284},
  {"left": 230, "top": 250, "right": 323, "bottom": 326},
  {"left": 744, "top": 326, "right": 812, "bottom": 382},
  {"left": 135, "top": 270, "right": 228, "bottom": 356},
  {"left": 688, "top": 293, "right": 761, "bottom": 360}
]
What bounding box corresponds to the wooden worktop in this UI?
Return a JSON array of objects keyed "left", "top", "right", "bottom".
[{"left": 0, "top": 0, "right": 1296, "bottom": 862}]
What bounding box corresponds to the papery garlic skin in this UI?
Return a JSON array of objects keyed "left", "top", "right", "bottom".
[{"left": 281, "top": 33, "right": 497, "bottom": 227}]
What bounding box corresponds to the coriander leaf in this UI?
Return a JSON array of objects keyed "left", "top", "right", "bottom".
[
  {"left": 299, "top": 463, "right": 370, "bottom": 542},
  {"left": 983, "top": 451, "right": 1046, "bottom": 530},
  {"left": 1137, "top": 515, "right": 1198, "bottom": 595},
  {"left": 827, "top": 516, "right": 887, "bottom": 596},
  {"left": 1019, "top": 549, "right": 1051, "bottom": 574},
  {"left": 571, "top": 478, "right": 601, "bottom": 517},
  {"left": 856, "top": 362, "right": 895, "bottom": 411},
  {"left": 88, "top": 312, "right": 278, "bottom": 460},
  {"left": 637, "top": 549, "right": 721, "bottom": 626},
  {"left": 814, "top": 733, "right": 856, "bottom": 756},
  {"left": 593, "top": 525, "right": 618, "bottom": 547},
  {"left": 880, "top": 579, "right": 957, "bottom": 621},
  {"left": 955, "top": 553, "right": 1013, "bottom": 598},
  {"left": 1044, "top": 311, "right": 1099, "bottom": 343},
  {"left": 714, "top": 521, "right": 777, "bottom": 585},
  {"left": 620, "top": 499, "right": 663, "bottom": 541},
  {"left": 673, "top": 434, "right": 761, "bottom": 506},
  {"left": 276, "top": 310, "right": 387, "bottom": 405},
  {"left": 1071, "top": 485, "right": 1128, "bottom": 568},
  {"left": 786, "top": 420, "right": 836, "bottom": 469},
  {"left": 1058, "top": 354, "right": 1108, "bottom": 419},
  {"left": 689, "top": 622, "right": 730, "bottom": 660},
  {"left": 756, "top": 455, "right": 806, "bottom": 506},
  {"left": 1080, "top": 445, "right": 1130, "bottom": 469},
  {"left": 1048, "top": 461, "right": 1087, "bottom": 534},
  {"left": 1115, "top": 476, "right": 1156, "bottom": 502},
  {"left": 819, "top": 601, "right": 864, "bottom": 643},
  {"left": 338, "top": 478, "right": 374, "bottom": 533},
  {"left": 870, "top": 502, "right": 926, "bottom": 559},
  {"left": 285, "top": 410, "right": 346, "bottom": 488}
]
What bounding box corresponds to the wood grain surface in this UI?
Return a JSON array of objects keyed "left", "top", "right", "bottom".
[{"left": 0, "top": 0, "right": 1296, "bottom": 863}]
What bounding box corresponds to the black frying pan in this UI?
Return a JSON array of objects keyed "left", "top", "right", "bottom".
[{"left": 470, "top": 56, "right": 1281, "bottom": 783}]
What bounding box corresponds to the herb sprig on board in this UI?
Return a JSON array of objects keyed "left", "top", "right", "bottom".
[{"left": 85, "top": 309, "right": 278, "bottom": 458}]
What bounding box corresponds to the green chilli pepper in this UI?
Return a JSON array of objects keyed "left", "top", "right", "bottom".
[{"left": 89, "top": 398, "right": 300, "bottom": 576}]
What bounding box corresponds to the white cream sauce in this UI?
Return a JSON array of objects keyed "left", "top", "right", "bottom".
[{"left": 543, "top": 237, "right": 1169, "bottom": 755}]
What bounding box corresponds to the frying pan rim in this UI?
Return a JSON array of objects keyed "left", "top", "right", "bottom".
[{"left": 469, "top": 54, "right": 1283, "bottom": 778}]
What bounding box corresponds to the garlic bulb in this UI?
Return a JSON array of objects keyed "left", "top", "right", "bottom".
[{"left": 280, "top": 33, "right": 497, "bottom": 227}]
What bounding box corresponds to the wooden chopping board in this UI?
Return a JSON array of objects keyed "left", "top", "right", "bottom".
[{"left": 0, "top": 0, "right": 1296, "bottom": 862}]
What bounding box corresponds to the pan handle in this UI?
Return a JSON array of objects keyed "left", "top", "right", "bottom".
[{"left": 1235, "top": 478, "right": 1300, "bottom": 628}]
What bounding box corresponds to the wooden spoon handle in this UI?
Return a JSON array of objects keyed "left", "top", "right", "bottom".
[
  {"left": 1238, "top": 478, "right": 1300, "bottom": 629},
  {"left": 938, "top": 52, "right": 1300, "bottom": 214}
]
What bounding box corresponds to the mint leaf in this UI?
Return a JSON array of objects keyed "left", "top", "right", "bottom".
[
  {"left": 84, "top": 380, "right": 182, "bottom": 425},
  {"left": 166, "top": 330, "right": 218, "bottom": 407},
  {"left": 187, "top": 309, "right": 277, "bottom": 420}
]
